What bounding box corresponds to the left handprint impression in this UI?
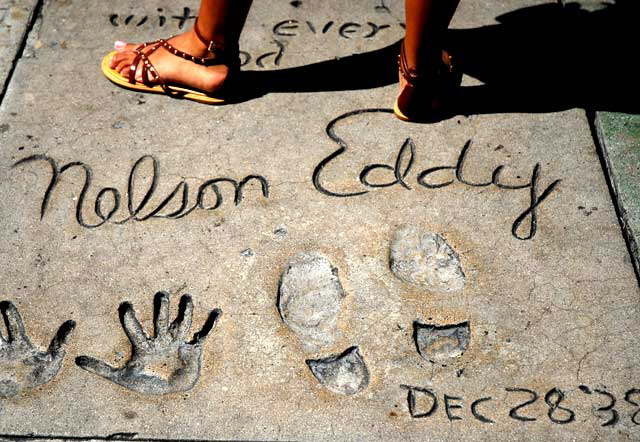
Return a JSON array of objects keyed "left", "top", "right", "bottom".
[
  {"left": 76, "top": 292, "right": 221, "bottom": 395},
  {"left": 0, "top": 301, "right": 76, "bottom": 398}
]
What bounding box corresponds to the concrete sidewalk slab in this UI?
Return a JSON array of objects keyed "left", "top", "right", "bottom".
[{"left": 0, "top": 0, "right": 638, "bottom": 441}]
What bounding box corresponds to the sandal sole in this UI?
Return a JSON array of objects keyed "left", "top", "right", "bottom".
[
  {"left": 393, "top": 98, "right": 411, "bottom": 122},
  {"left": 101, "top": 51, "right": 226, "bottom": 105}
]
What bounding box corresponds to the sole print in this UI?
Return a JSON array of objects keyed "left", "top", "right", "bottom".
[
  {"left": 278, "top": 251, "right": 370, "bottom": 395},
  {"left": 390, "top": 225, "right": 466, "bottom": 293},
  {"left": 390, "top": 225, "right": 472, "bottom": 366},
  {"left": 279, "top": 227, "right": 471, "bottom": 395}
]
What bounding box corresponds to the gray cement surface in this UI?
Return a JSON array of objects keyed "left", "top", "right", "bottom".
[
  {"left": 0, "top": 0, "right": 638, "bottom": 441},
  {"left": 0, "top": 0, "right": 38, "bottom": 97}
]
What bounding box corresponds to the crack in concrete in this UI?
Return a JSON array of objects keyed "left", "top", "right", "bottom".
[
  {"left": 588, "top": 108, "right": 640, "bottom": 286},
  {"left": 0, "top": 0, "right": 44, "bottom": 107}
]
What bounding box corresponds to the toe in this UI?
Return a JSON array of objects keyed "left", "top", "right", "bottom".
[
  {"left": 110, "top": 52, "right": 123, "bottom": 69},
  {"left": 113, "top": 53, "right": 136, "bottom": 74},
  {"left": 113, "top": 56, "right": 127, "bottom": 71},
  {"left": 119, "top": 63, "right": 134, "bottom": 77},
  {"left": 114, "top": 59, "right": 143, "bottom": 83},
  {"left": 115, "top": 60, "right": 132, "bottom": 76},
  {"left": 110, "top": 51, "right": 135, "bottom": 69},
  {"left": 114, "top": 41, "right": 143, "bottom": 52}
]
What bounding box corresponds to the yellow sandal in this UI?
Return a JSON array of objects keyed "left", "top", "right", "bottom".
[{"left": 101, "top": 19, "right": 238, "bottom": 104}]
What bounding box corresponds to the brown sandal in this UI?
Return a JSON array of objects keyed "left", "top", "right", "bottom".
[
  {"left": 393, "top": 41, "right": 462, "bottom": 122},
  {"left": 101, "top": 19, "right": 238, "bottom": 104}
]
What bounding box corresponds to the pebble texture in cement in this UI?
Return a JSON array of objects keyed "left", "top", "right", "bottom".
[{"left": 0, "top": 0, "right": 638, "bottom": 441}]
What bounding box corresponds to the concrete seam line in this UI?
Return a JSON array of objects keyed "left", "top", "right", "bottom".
[{"left": 0, "top": 0, "right": 45, "bottom": 107}]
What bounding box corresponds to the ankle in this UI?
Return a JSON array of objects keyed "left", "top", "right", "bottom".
[
  {"left": 401, "top": 41, "right": 441, "bottom": 77},
  {"left": 180, "top": 27, "right": 212, "bottom": 57},
  {"left": 416, "top": 50, "right": 444, "bottom": 73},
  {"left": 193, "top": 19, "right": 231, "bottom": 51},
  {"left": 186, "top": 25, "right": 239, "bottom": 66}
]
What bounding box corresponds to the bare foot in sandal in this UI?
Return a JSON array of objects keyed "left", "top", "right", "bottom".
[{"left": 109, "top": 26, "right": 233, "bottom": 94}]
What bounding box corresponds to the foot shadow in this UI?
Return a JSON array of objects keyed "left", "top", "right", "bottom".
[
  {"left": 237, "top": 0, "right": 639, "bottom": 116},
  {"left": 238, "top": 39, "right": 400, "bottom": 97}
]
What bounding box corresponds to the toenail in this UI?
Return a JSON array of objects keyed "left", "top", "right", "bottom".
[{"left": 114, "top": 41, "right": 126, "bottom": 51}]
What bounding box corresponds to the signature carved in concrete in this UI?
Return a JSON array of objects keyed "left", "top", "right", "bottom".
[
  {"left": 313, "top": 109, "right": 562, "bottom": 241},
  {"left": 0, "top": 301, "right": 76, "bottom": 398},
  {"left": 76, "top": 292, "right": 221, "bottom": 395},
  {"left": 12, "top": 154, "right": 269, "bottom": 229}
]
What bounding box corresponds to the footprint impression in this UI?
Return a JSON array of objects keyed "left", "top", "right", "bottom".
[
  {"left": 390, "top": 225, "right": 471, "bottom": 365},
  {"left": 413, "top": 321, "right": 471, "bottom": 364},
  {"left": 277, "top": 226, "right": 469, "bottom": 395},
  {"left": 390, "top": 225, "right": 465, "bottom": 293},
  {"left": 278, "top": 252, "right": 369, "bottom": 395},
  {"left": 306, "top": 346, "right": 369, "bottom": 396}
]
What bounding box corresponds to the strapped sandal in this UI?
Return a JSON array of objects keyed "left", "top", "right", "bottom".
[
  {"left": 393, "top": 40, "right": 462, "bottom": 122},
  {"left": 101, "top": 18, "right": 239, "bottom": 104}
]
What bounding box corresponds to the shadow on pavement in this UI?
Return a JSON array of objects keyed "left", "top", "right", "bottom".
[{"left": 239, "top": 0, "right": 639, "bottom": 116}]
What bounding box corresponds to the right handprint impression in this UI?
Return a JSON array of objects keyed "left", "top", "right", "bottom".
[{"left": 76, "top": 292, "right": 221, "bottom": 395}]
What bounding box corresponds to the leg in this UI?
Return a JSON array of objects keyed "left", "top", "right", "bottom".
[
  {"left": 395, "top": 0, "right": 461, "bottom": 121},
  {"left": 109, "top": 0, "right": 252, "bottom": 94},
  {"left": 196, "top": 0, "right": 253, "bottom": 49},
  {"left": 404, "top": 0, "right": 460, "bottom": 70}
]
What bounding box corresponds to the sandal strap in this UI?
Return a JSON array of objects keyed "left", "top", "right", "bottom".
[
  {"left": 139, "top": 52, "right": 162, "bottom": 89},
  {"left": 130, "top": 34, "right": 227, "bottom": 67},
  {"left": 159, "top": 37, "right": 225, "bottom": 66},
  {"left": 129, "top": 43, "right": 175, "bottom": 94},
  {"left": 398, "top": 40, "right": 455, "bottom": 85},
  {"left": 193, "top": 18, "right": 240, "bottom": 69},
  {"left": 129, "top": 19, "right": 237, "bottom": 68},
  {"left": 121, "top": 26, "right": 238, "bottom": 97},
  {"left": 398, "top": 42, "right": 420, "bottom": 84},
  {"left": 193, "top": 18, "right": 226, "bottom": 54},
  {"left": 128, "top": 42, "right": 202, "bottom": 97},
  {"left": 129, "top": 40, "right": 163, "bottom": 85}
]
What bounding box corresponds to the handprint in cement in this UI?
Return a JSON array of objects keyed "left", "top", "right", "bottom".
[
  {"left": 76, "top": 292, "right": 221, "bottom": 395},
  {"left": 0, "top": 300, "right": 76, "bottom": 398}
]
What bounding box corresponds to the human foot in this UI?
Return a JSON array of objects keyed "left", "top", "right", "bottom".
[
  {"left": 395, "top": 44, "right": 461, "bottom": 122},
  {"left": 108, "top": 27, "right": 234, "bottom": 95}
]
